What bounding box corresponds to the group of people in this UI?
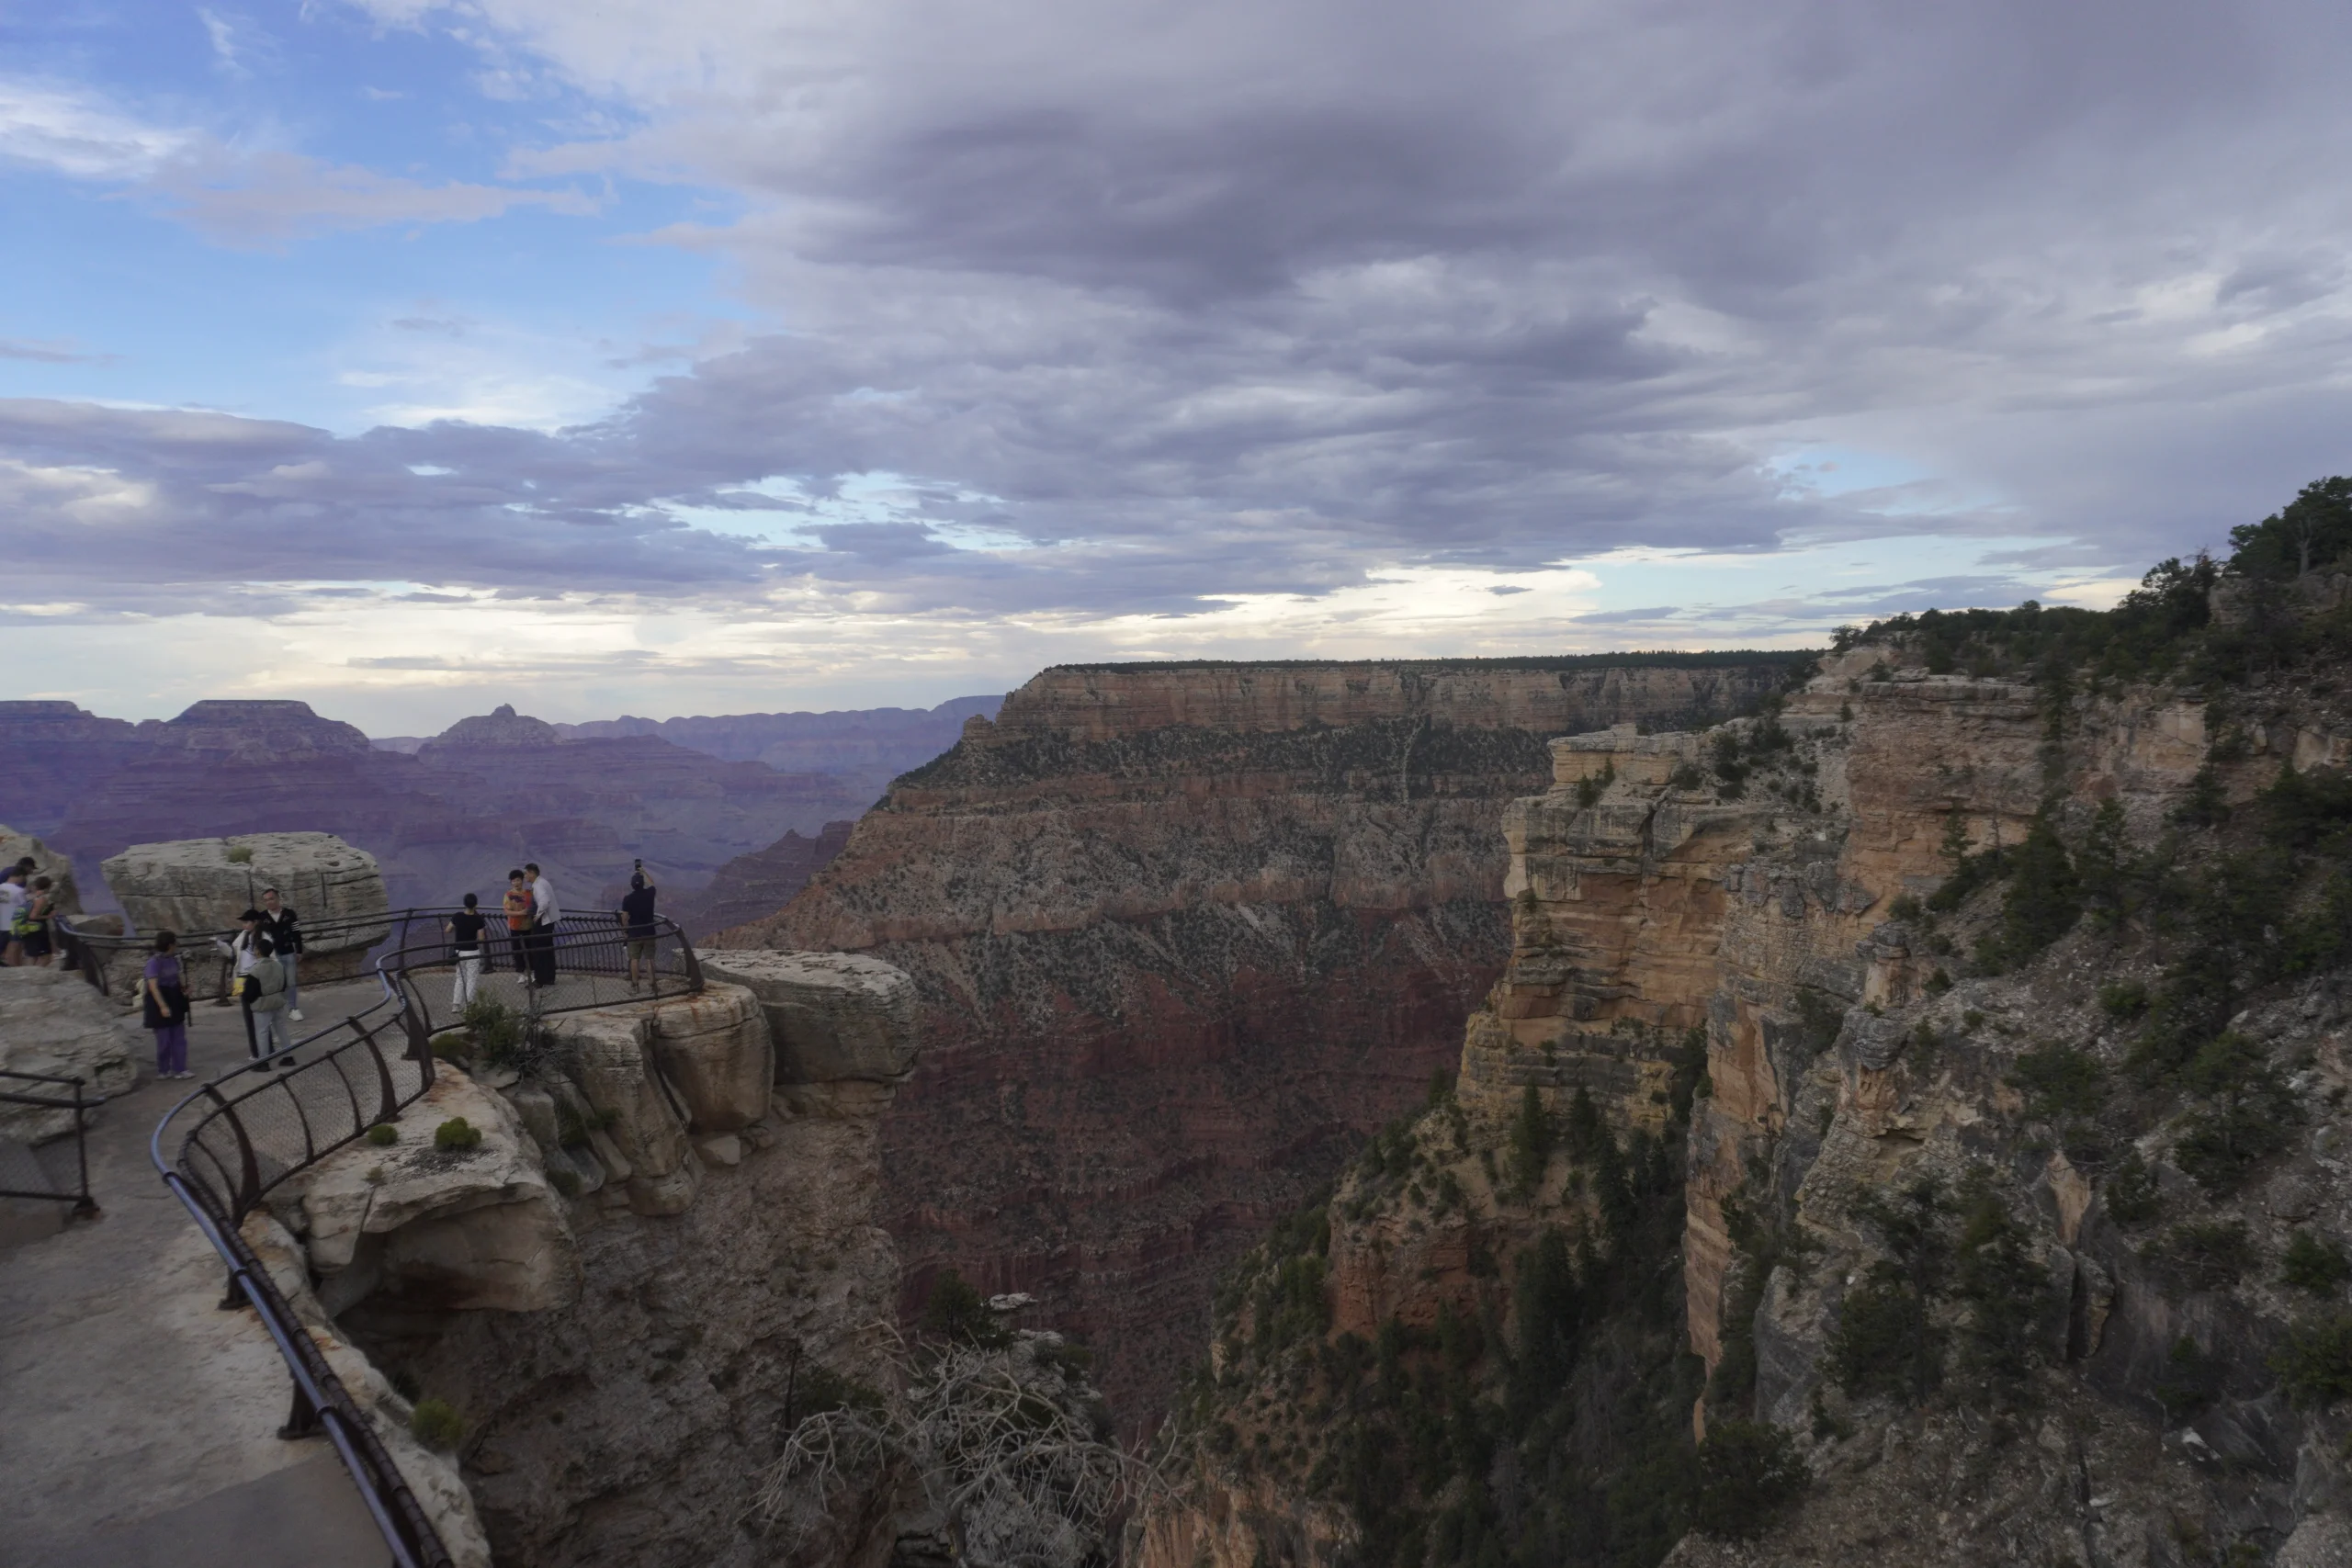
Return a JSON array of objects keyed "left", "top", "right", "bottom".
[
  {"left": 136, "top": 885, "right": 306, "bottom": 1077},
  {"left": 444, "top": 862, "right": 661, "bottom": 1011},
  {"left": 2, "top": 858, "right": 59, "bottom": 966},
  {"left": 132, "top": 862, "right": 666, "bottom": 1082}
]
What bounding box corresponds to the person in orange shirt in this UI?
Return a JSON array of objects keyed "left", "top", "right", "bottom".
[{"left": 502, "top": 868, "right": 534, "bottom": 984}]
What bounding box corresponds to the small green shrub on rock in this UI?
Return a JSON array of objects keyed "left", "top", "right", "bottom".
[
  {"left": 1692, "top": 1419, "right": 1809, "bottom": 1540},
  {"left": 410, "top": 1397, "right": 464, "bottom": 1449},
  {"left": 2282, "top": 1232, "right": 2352, "bottom": 1295},
  {"left": 365, "top": 1123, "right": 398, "bottom": 1146},
  {"left": 2273, "top": 1312, "right": 2352, "bottom": 1407},
  {"left": 2147, "top": 1220, "right": 2256, "bottom": 1292},
  {"left": 433, "top": 1117, "right": 482, "bottom": 1152}
]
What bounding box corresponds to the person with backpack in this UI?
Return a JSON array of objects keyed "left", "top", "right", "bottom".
[
  {"left": 244, "top": 933, "right": 292, "bottom": 1062},
  {"left": 143, "top": 931, "right": 194, "bottom": 1079},
  {"left": 617, "top": 866, "right": 659, "bottom": 991},
  {"left": 257, "top": 886, "right": 304, "bottom": 1021},
  {"left": 447, "top": 893, "right": 488, "bottom": 1012}
]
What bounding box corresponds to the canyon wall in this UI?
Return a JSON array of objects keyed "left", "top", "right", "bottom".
[
  {"left": 9, "top": 699, "right": 867, "bottom": 915},
  {"left": 727, "top": 656, "right": 1805, "bottom": 1419},
  {"left": 1151, "top": 628, "right": 2352, "bottom": 1565}
]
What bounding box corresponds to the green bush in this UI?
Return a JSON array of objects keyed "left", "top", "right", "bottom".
[
  {"left": 2282, "top": 1232, "right": 2352, "bottom": 1295},
  {"left": 2101, "top": 1152, "right": 2163, "bottom": 1225},
  {"left": 2098, "top": 980, "right": 2149, "bottom": 1020},
  {"left": 460, "top": 995, "right": 531, "bottom": 1071},
  {"left": 1509, "top": 1083, "right": 1553, "bottom": 1190},
  {"left": 2175, "top": 1032, "right": 2298, "bottom": 1192},
  {"left": 920, "top": 1267, "right": 1010, "bottom": 1348},
  {"left": 365, "top": 1123, "right": 399, "bottom": 1146},
  {"left": 1691, "top": 1419, "right": 1809, "bottom": 1540},
  {"left": 2272, "top": 1312, "right": 2352, "bottom": 1407},
  {"left": 1828, "top": 1180, "right": 1951, "bottom": 1403},
  {"left": 2147, "top": 1220, "right": 2255, "bottom": 1292},
  {"left": 433, "top": 1117, "right": 483, "bottom": 1152},
  {"left": 225, "top": 845, "right": 254, "bottom": 865},
  {"left": 410, "top": 1397, "right": 464, "bottom": 1449},
  {"left": 2007, "top": 1043, "right": 2104, "bottom": 1123}
]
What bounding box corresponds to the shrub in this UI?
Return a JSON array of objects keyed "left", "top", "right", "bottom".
[
  {"left": 1828, "top": 1180, "right": 1951, "bottom": 1403},
  {"left": 410, "top": 1397, "right": 464, "bottom": 1449},
  {"left": 1691, "top": 1419, "right": 1809, "bottom": 1540},
  {"left": 2272, "top": 1312, "right": 2352, "bottom": 1407},
  {"left": 433, "top": 1117, "right": 483, "bottom": 1152},
  {"left": 1986, "top": 809, "right": 2081, "bottom": 966},
  {"left": 2102, "top": 1152, "right": 2163, "bottom": 1225},
  {"left": 2175, "top": 1032, "right": 2299, "bottom": 1192},
  {"left": 1953, "top": 1180, "right": 2049, "bottom": 1389},
  {"left": 225, "top": 845, "right": 254, "bottom": 865},
  {"left": 546, "top": 1164, "right": 581, "bottom": 1198},
  {"left": 2147, "top": 1221, "right": 2255, "bottom": 1292},
  {"left": 1509, "top": 1084, "right": 1553, "bottom": 1190},
  {"left": 461, "top": 995, "right": 532, "bottom": 1071},
  {"left": 2007, "top": 1043, "right": 2104, "bottom": 1124},
  {"left": 2098, "top": 980, "right": 2149, "bottom": 1020},
  {"left": 2282, "top": 1232, "right": 2352, "bottom": 1296},
  {"left": 2154, "top": 1335, "right": 2225, "bottom": 1421},
  {"left": 365, "top": 1123, "right": 399, "bottom": 1146},
  {"left": 920, "top": 1267, "right": 1010, "bottom": 1348}
]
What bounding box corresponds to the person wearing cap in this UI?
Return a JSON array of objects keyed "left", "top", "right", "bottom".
[
  {"left": 617, "top": 867, "right": 659, "bottom": 991},
  {"left": 215, "top": 909, "right": 266, "bottom": 1052}
]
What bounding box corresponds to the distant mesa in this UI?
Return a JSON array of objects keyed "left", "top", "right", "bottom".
[{"left": 422, "top": 703, "right": 563, "bottom": 752}]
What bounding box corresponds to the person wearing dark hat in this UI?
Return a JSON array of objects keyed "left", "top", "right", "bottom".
[
  {"left": 617, "top": 864, "right": 659, "bottom": 991},
  {"left": 215, "top": 909, "right": 266, "bottom": 1051}
]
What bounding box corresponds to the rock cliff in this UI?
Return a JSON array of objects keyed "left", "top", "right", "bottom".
[
  {"left": 1148, "top": 573, "right": 2352, "bottom": 1565},
  {"left": 729, "top": 655, "right": 1807, "bottom": 1420},
  {"left": 659, "top": 819, "right": 856, "bottom": 939},
  {"left": 256, "top": 952, "right": 925, "bottom": 1567}
]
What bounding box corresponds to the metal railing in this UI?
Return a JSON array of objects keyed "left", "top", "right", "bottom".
[
  {"left": 59, "top": 908, "right": 400, "bottom": 1004},
  {"left": 145, "top": 906, "right": 706, "bottom": 1568},
  {"left": 0, "top": 1069, "right": 98, "bottom": 1220}
]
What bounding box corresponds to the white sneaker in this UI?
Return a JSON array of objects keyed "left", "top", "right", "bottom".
[{"left": 288, "top": 1009, "right": 305, "bottom": 1021}]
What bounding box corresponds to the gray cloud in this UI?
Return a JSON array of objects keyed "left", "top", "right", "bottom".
[{"left": 17, "top": 0, "right": 2352, "bottom": 632}]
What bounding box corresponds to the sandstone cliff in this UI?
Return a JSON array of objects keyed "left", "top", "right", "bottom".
[
  {"left": 728, "top": 656, "right": 1805, "bottom": 1421},
  {"left": 1148, "top": 578, "right": 2352, "bottom": 1565}
]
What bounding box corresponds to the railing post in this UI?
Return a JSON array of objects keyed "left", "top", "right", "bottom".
[
  {"left": 69, "top": 1077, "right": 97, "bottom": 1221},
  {"left": 278, "top": 1378, "right": 324, "bottom": 1441}
]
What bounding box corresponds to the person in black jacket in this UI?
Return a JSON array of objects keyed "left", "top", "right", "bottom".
[
  {"left": 617, "top": 869, "right": 659, "bottom": 991},
  {"left": 258, "top": 887, "right": 305, "bottom": 1022}
]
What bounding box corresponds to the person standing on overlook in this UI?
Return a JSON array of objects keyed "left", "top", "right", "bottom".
[
  {"left": 143, "top": 931, "right": 193, "bottom": 1079},
  {"left": 18, "top": 875, "right": 56, "bottom": 966},
  {"left": 525, "top": 862, "right": 560, "bottom": 988},
  {"left": 502, "top": 868, "right": 533, "bottom": 984},
  {"left": 0, "top": 863, "right": 26, "bottom": 966},
  {"left": 215, "top": 909, "right": 264, "bottom": 1053},
  {"left": 244, "top": 933, "right": 291, "bottom": 1062},
  {"left": 447, "top": 894, "right": 488, "bottom": 1012},
  {"left": 618, "top": 864, "right": 658, "bottom": 992},
  {"left": 257, "top": 886, "right": 304, "bottom": 1021}
]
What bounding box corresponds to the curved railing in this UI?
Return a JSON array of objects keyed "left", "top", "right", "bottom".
[{"left": 142, "top": 907, "right": 705, "bottom": 1568}]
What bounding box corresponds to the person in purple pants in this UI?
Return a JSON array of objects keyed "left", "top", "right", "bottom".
[{"left": 143, "top": 931, "right": 194, "bottom": 1080}]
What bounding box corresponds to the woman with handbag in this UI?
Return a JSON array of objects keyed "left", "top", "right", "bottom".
[{"left": 143, "top": 931, "right": 194, "bottom": 1080}]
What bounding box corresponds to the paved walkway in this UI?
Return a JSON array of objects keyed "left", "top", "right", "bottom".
[{"left": 0, "top": 978, "right": 390, "bottom": 1567}]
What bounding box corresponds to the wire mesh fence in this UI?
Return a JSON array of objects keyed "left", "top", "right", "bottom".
[{"left": 385, "top": 913, "right": 704, "bottom": 1043}]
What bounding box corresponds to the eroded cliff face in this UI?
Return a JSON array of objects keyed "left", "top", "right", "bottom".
[
  {"left": 728, "top": 658, "right": 1804, "bottom": 1420},
  {"left": 1153, "top": 629, "right": 2352, "bottom": 1565}
]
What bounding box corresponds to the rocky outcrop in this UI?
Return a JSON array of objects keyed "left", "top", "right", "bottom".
[
  {"left": 320, "top": 953, "right": 923, "bottom": 1568},
  {"left": 288, "top": 1067, "right": 579, "bottom": 1314},
  {"left": 0, "top": 966, "right": 137, "bottom": 1142},
  {"left": 701, "top": 950, "right": 921, "bottom": 1089},
  {"left": 732, "top": 655, "right": 1804, "bottom": 1418},
  {"left": 102, "top": 830, "right": 390, "bottom": 939},
  {"left": 559, "top": 694, "right": 1001, "bottom": 802}
]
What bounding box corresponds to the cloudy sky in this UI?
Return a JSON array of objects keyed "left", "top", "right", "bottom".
[{"left": 6, "top": 0, "right": 2350, "bottom": 732}]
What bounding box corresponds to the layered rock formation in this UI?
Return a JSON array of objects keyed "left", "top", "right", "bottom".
[
  {"left": 0, "top": 966, "right": 136, "bottom": 1143},
  {"left": 1150, "top": 615, "right": 2352, "bottom": 1564},
  {"left": 558, "top": 694, "right": 1002, "bottom": 803},
  {"left": 251, "top": 951, "right": 927, "bottom": 1567},
  {"left": 25, "top": 699, "right": 867, "bottom": 914},
  {"left": 730, "top": 655, "right": 1806, "bottom": 1418},
  {"left": 661, "top": 819, "right": 855, "bottom": 939}
]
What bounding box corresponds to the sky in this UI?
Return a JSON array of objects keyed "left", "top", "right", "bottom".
[{"left": 6, "top": 0, "right": 2352, "bottom": 734}]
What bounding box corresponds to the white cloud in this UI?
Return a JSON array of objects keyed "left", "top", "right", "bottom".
[{"left": 0, "top": 81, "right": 192, "bottom": 178}]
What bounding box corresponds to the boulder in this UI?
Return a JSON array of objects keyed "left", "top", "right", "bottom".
[
  {"left": 292, "top": 1066, "right": 579, "bottom": 1313},
  {"left": 696, "top": 951, "right": 919, "bottom": 1085},
  {"left": 539, "top": 1008, "right": 700, "bottom": 1215},
  {"left": 644, "top": 983, "right": 772, "bottom": 1132},
  {"left": 102, "top": 832, "right": 390, "bottom": 952},
  {"left": 0, "top": 827, "right": 82, "bottom": 915},
  {"left": 0, "top": 967, "right": 137, "bottom": 1142}
]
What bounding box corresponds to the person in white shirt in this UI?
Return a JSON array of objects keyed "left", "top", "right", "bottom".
[
  {"left": 524, "top": 863, "right": 560, "bottom": 987},
  {"left": 214, "top": 909, "right": 265, "bottom": 1055},
  {"left": 0, "top": 865, "right": 26, "bottom": 967}
]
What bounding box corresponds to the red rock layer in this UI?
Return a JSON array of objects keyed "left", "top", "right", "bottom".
[{"left": 725, "top": 657, "right": 1803, "bottom": 1419}]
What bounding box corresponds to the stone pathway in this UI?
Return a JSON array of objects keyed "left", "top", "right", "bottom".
[{"left": 0, "top": 978, "right": 392, "bottom": 1567}]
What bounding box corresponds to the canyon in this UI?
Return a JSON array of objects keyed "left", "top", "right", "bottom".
[
  {"left": 1148, "top": 583, "right": 2352, "bottom": 1565},
  {"left": 1, "top": 698, "right": 891, "bottom": 919},
  {"left": 727, "top": 655, "right": 1808, "bottom": 1421}
]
